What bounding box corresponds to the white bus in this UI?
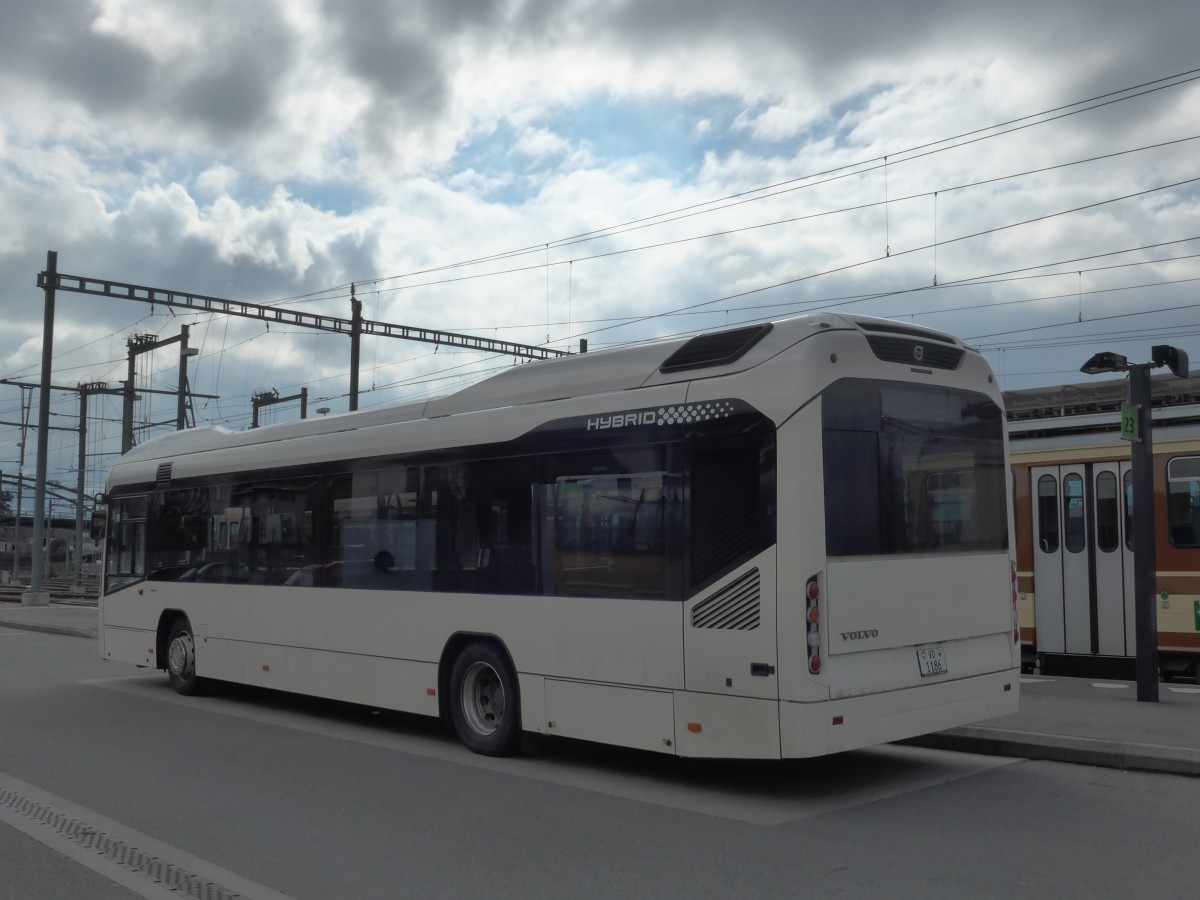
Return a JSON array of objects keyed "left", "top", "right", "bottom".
[{"left": 99, "top": 313, "right": 1019, "bottom": 758}]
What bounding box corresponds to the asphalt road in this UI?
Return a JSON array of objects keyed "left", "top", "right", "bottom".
[{"left": 3, "top": 626, "right": 1199, "bottom": 899}]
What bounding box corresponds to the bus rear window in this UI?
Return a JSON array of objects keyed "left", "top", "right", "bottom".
[{"left": 822, "top": 378, "right": 1008, "bottom": 556}]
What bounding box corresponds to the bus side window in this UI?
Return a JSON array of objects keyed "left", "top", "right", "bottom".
[
  {"left": 105, "top": 495, "right": 148, "bottom": 591},
  {"left": 537, "top": 446, "right": 680, "bottom": 600}
]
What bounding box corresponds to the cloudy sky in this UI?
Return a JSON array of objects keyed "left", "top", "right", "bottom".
[{"left": 1, "top": 0, "right": 1198, "bottom": 506}]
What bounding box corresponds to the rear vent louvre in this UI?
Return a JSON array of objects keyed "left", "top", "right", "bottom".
[
  {"left": 853, "top": 319, "right": 956, "bottom": 343},
  {"left": 660, "top": 323, "right": 772, "bottom": 373},
  {"left": 866, "top": 335, "right": 963, "bottom": 370},
  {"left": 155, "top": 463, "right": 173, "bottom": 488},
  {"left": 691, "top": 569, "right": 761, "bottom": 630}
]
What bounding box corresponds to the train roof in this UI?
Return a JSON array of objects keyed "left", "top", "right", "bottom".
[
  {"left": 115, "top": 312, "right": 974, "bottom": 464},
  {"left": 1004, "top": 369, "right": 1200, "bottom": 441}
]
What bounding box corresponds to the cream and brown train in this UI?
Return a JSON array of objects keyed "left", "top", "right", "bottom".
[{"left": 1007, "top": 373, "right": 1200, "bottom": 679}]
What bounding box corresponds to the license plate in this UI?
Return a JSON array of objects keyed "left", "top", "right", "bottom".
[{"left": 917, "top": 646, "right": 948, "bottom": 677}]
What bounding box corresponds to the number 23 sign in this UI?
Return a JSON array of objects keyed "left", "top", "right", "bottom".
[{"left": 1120, "top": 402, "right": 1140, "bottom": 442}]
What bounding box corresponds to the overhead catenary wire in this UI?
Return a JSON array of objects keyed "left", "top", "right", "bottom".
[
  {"left": 269, "top": 66, "right": 1200, "bottom": 302},
  {"left": 10, "top": 67, "right": 1198, "bottom": 454}
]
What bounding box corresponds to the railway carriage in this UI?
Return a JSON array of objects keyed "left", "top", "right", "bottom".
[{"left": 1007, "top": 374, "right": 1200, "bottom": 679}]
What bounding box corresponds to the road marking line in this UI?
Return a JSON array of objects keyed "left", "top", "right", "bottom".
[{"left": 0, "top": 771, "right": 295, "bottom": 900}]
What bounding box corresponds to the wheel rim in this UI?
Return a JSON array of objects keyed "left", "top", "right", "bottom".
[
  {"left": 168, "top": 631, "right": 195, "bottom": 680},
  {"left": 460, "top": 660, "right": 505, "bottom": 736}
]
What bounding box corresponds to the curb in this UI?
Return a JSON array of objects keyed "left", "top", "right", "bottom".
[
  {"left": 0, "top": 619, "right": 98, "bottom": 640},
  {"left": 903, "top": 725, "right": 1200, "bottom": 778},
  {"left": 0, "top": 614, "right": 99, "bottom": 641}
]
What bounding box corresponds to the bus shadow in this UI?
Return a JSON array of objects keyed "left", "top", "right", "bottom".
[{"left": 191, "top": 679, "right": 997, "bottom": 819}]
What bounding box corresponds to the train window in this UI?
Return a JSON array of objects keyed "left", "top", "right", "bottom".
[
  {"left": 1124, "top": 470, "right": 1133, "bottom": 551},
  {"left": 1063, "top": 473, "right": 1085, "bottom": 553},
  {"left": 1166, "top": 456, "right": 1200, "bottom": 548},
  {"left": 1095, "top": 471, "right": 1119, "bottom": 553},
  {"left": 1037, "top": 475, "right": 1059, "bottom": 554}
]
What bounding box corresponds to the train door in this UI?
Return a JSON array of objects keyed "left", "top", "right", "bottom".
[
  {"left": 1030, "top": 463, "right": 1134, "bottom": 663},
  {"left": 1093, "top": 462, "right": 1135, "bottom": 655}
]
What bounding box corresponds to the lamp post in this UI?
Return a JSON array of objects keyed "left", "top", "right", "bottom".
[{"left": 1080, "top": 345, "right": 1189, "bottom": 702}]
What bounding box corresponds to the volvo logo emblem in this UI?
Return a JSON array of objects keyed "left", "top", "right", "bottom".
[{"left": 913, "top": 344, "right": 925, "bottom": 362}]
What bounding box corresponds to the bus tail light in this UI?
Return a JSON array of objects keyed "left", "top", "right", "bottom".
[{"left": 806, "top": 574, "right": 822, "bottom": 674}]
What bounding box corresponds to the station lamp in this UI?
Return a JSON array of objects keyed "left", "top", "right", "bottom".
[
  {"left": 1079, "top": 344, "right": 1189, "bottom": 703},
  {"left": 1079, "top": 351, "right": 1128, "bottom": 375}
]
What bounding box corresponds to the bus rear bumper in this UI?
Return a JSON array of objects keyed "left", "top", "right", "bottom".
[{"left": 780, "top": 667, "right": 1021, "bottom": 758}]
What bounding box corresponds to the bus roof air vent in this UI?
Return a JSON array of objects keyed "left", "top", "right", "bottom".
[
  {"left": 155, "top": 462, "right": 173, "bottom": 488},
  {"left": 659, "top": 323, "right": 773, "bottom": 374},
  {"left": 851, "top": 318, "right": 964, "bottom": 370}
]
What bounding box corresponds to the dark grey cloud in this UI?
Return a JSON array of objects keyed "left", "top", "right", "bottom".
[
  {"left": 342, "top": 26, "right": 446, "bottom": 116},
  {"left": 169, "top": 9, "right": 296, "bottom": 140},
  {"left": 0, "top": 0, "right": 295, "bottom": 143},
  {"left": 320, "top": 0, "right": 513, "bottom": 121},
  {"left": 0, "top": 0, "right": 152, "bottom": 109},
  {"left": 594, "top": 0, "right": 1199, "bottom": 103}
]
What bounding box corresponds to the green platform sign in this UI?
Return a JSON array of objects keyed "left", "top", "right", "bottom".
[{"left": 1120, "top": 402, "right": 1140, "bottom": 442}]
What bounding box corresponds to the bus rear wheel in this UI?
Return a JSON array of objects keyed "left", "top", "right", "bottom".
[
  {"left": 166, "top": 618, "right": 204, "bottom": 696},
  {"left": 449, "top": 642, "right": 521, "bottom": 756}
]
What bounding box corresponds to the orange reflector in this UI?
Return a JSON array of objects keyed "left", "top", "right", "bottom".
[
  {"left": 426, "top": 688, "right": 437, "bottom": 696},
  {"left": 832, "top": 716, "right": 844, "bottom": 726},
  {"left": 687, "top": 722, "right": 702, "bottom": 733},
  {"left": 262, "top": 664, "right": 270, "bottom": 672},
  {"left": 807, "top": 606, "right": 820, "bottom": 623}
]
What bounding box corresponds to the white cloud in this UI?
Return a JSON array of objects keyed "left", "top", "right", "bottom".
[
  {"left": 733, "top": 104, "right": 821, "bottom": 142},
  {"left": 1, "top": 0, "right": 1199, "bottom": 494}
]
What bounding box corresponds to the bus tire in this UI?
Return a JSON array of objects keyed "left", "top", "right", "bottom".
[
  {"left": 166, "top": 617, "right": 204, "bottom": 696},
  {"left": 449, "top": 642, "right": 521, "bottom": 756}
]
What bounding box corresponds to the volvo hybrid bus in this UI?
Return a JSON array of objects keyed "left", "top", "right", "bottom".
[{"left": 98, "top": 313, "right": 1019, "bottom": 758}]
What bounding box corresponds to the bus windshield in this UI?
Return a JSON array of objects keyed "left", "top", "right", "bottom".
[{"left": 822, "top": 378, "right": 1008, "bottom": 556}]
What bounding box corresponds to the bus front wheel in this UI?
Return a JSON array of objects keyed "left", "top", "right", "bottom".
[
  {"left": 449, "top": 642, "right": 521, "bottom": 756},
  {"left": 166, "top": 618, "right": 204, "bottom": 696}
]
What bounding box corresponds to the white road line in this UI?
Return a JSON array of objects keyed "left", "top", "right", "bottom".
[{"left": 0, "top": 771, "right": 296, "bottom": 900}]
